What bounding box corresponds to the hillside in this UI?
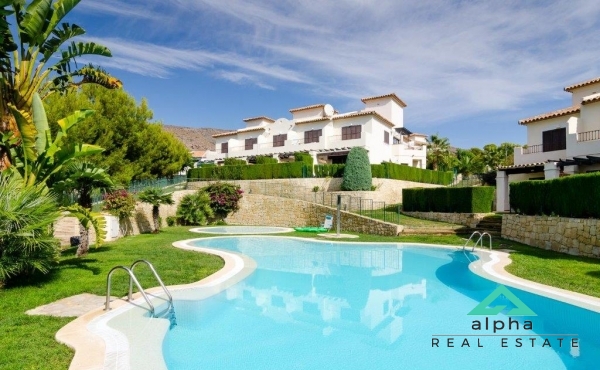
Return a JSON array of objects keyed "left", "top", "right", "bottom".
[{"left": 162, "top": 125, "right": 230, "bottom": 151}]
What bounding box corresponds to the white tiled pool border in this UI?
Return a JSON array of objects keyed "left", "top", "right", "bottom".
[{"left": 56, "top": 237, "right": 600, "bottom": 369}]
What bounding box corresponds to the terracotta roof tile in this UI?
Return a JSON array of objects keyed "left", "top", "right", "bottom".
[
  {"left": 243, "top": 116, "right": 275, "bottom": 123},
  {"left": 564, "top": 77, "right": 600, "bottom": 92},
  {"left": 289, "top": 104, "right": 325, "bottom": 113},
  {"left": 519, "top": 106, "right": 580, "bottom": 125},
  {"left": 212, "top": 126, "right": 266, "bottom": 138},
  {"left": 582, "top": 94, "right": 600, "bottom": 105},
  {"left": 212, "top": 131, "right": 238, "bottom": 138},
  {"left": 361, "top": 93, "right": 407, "bottom": 107},
  {"left": 294, "top": 111, "right": 395, "bottom": 128}
]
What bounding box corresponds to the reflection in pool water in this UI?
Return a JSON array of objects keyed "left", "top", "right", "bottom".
[{"left": 162, "top": 237, "right": 600, "bottom": 370}]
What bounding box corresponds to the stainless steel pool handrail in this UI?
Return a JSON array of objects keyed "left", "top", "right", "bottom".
[
  {"left": 105, "top": 266, "right": 155, "bottom": 315},
  {"left": 463, "top": 231, "right": 493, "bottom": 252},
  {"left": 129, "top": 260, "right": 173, "bottom": 309}
]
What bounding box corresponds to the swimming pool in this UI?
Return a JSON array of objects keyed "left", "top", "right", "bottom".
[
  {"left": 190, "top": 226, "right": 294, "bottom": 234},
  {"left": 158, "top": 237, "right": 600, "bottom": 370}
]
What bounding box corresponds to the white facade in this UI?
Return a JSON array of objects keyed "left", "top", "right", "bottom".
[
  {"left": 497, "top": 77, "right": 600, "bottom": 211},
  {"left": 204, "top": 94, "right": 427, "bottom": 168}
]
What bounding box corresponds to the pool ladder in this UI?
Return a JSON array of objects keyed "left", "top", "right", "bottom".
[
  {"left": 463, "top": 231, "right": 492, "bottom": 252},
  {"left": 105, "top": 260, "right": 173, "bottom": 318},
  {"left": 461, "top": 231, "right": 492, "bottom": 263}
]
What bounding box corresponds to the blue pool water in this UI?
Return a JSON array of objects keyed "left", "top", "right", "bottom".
[{"left": 162, "top": 237, "right": 600, "bottom": 370}]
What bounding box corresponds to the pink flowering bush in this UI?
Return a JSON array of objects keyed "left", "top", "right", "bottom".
[
  {"left": 103, "top": 190, "right": 136, "bottom": 219},
  {"left": 202, "top": 182, "right": 244, "bottom": 221}
]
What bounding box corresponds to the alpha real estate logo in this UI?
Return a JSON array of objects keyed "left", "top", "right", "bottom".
[{"left": 432, "top": 285, "right": 579, "bottom": 352}]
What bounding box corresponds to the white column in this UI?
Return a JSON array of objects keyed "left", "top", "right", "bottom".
[
  {"left": 496, "top": 170, "right": 509, "bottom": 212},
  {"left": 544, "top": 162, "right": 560, "bottom": 180}
]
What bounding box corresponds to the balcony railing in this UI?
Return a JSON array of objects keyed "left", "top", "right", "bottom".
[
  {"left": 577, "top": 130, "right": 600, "bottom": 142},
  {"left": 523, "top": 144, "right": 542, "bottom": 154}
]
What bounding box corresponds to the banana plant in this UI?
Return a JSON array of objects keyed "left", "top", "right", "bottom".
[
  {"left": 0, "top": 0, "right": 121, "bottom": 169},
  {"left": 6, "top": 92, "right": 103, "bottom": 186}
]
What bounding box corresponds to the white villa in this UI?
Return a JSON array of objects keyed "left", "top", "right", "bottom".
[
  {"left": 497, "top": 77, "right": 600, "bottom": 211},
  {"left": 203, "top": 93, "right": 427, "bottom": 167}
]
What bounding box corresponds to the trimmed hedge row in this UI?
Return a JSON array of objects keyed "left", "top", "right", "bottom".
[
  {"left": 294, "top": 152, "right": 314, "bottom": 166},
  {"left": 314, "top": 164, "right": 345, "bottom": 177},
  {"left": 255, "top": 156, "right": 277, "bottom": 164},
  {"left": 372, "top": 162, "right": 453, "bottom": 185},
  {"left": 189, "top": 162, "right": 306, "bottom": 180},
  {"left": 190, "top": 160, "right": 452, "bottom": 186},
  {"left": 403, "top": 186, "right": 495, "bottom": 213},
  {"left": 510, "top": 172, "right": 600, "bottom": 218}
]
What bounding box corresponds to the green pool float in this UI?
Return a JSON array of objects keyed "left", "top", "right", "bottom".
[{"left": 294, "top": 227, "right": 329, "bottom": 232}]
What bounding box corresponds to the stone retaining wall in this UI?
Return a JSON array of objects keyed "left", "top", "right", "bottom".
[
  {"left": 226, "top": 194, "right": 402, "bottom": 236},
  {"left": 54, "top": 190, "right": 400, "bottom": 245},
  {"left": 402, "top": 211, "right": 492, "bottom": 228},
  {"left": 502, "top": 214, "right": 600, "bottom": 258}
]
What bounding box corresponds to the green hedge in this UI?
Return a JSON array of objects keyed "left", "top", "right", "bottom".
[
  {"left": 403, "top": 186, "right": 495, "bottom": 213},
  {"left": 223, "top": 158, "right": 246, "bottom": 166},
  {"left": 294, "top": 152, "right": 313, "bottom": 166},
  {"left": 188, "top": 162, "right": 306, "bottom": 180},
  {"left": 314, "top": 164, "right": 345, "bottom": 177},
  {"left": 510, "top": 172, "right": 600, "bottom": 218},
  {"left": 255, "top": 156, "right": 278, "bottom": 164}
]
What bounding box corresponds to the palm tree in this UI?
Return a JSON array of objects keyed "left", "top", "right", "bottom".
[
  {"left": 51, "top": 161, "right": 114, "bottom": 256},
  {"left": 0, "top": 173, "right": 59, "bottom": 286},
  {"left": 0, "top": 0, "right": 120, "bottom": 169},
  {"left": 427, "top": 134, "right": 451, "bottom": 171},
  {"left": 138, "top": 188, "right": 174, "bottom": 233}
]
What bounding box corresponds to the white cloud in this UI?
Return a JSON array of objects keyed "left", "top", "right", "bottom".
[{"left": 84, "top": 0, "right": 600, "bottom": 127}]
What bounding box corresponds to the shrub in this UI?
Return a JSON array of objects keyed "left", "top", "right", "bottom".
[
  {"left": 255, "top": 156, "right": 278, "bottom": 164},
  {"left": 166, "top": 216, "right": 177, "bottom": 227},
  {"left": 176, "top": 191, "right": 214, "bottom": 225},
  {"left": 223, "top": 158, "right": 246, "bottom": 166},
  {"left": 103, "top": 190, "right": 136, "bottom": 219},
  {"left": 202, "top": 182, "right": 244, "bottom": 220},
  {"left": 341, "top": 147, "right": 372, "bottom": 191},
  {"left": 0, "top": 174, "right": 60, "bottom": 286},
  {"left": 312, "top": 186, "right": 320, "bottom": 192},
  {"left": 294, "top": 152, "right": 313, "bottom": 166}
]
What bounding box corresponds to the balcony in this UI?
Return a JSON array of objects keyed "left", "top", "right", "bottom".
[
  {"left": 577, "top": 130, "right": 600, "bottom": 142},
  {"left": 522, "top": 144, "right": 542, "bottom": 154}
]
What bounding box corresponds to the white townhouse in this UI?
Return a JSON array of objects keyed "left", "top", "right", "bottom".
[
  {"left": 204, "top": 94, "right": 427, "bottom": 168},
  {"left": 497, "top": 77, "right": 600, "bottom": 211}
]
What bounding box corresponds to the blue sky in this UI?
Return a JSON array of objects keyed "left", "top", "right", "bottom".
[{"left": 72, "top": 0, "right": 600, "bottom": 149}]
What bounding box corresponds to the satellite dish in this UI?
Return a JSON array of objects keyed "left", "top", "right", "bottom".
[{"left": 323, "top": 104, "right": 334, "bottom": 118}]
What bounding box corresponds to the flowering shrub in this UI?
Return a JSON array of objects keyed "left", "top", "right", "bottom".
[
  {"left": 103, "top": 190, "right": 136, "bottom": 219},
  {"left": 202, "top": 182, "right": 243, "bottom": 221}
]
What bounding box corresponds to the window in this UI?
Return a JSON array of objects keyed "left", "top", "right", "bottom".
[
  {"left": 245, "top": 138, "right": 257, "bottom": 150},
  {"left": 342, "top": 125, "right": 361, "bottom": 140},
  {"left": 384, "top": 131, "right": 390, "bottom": 144},
  {"left": 221, "top": 142, "right": 228, "bottom": 154},
  {"left": 273, "top": 134, "right": 287, "bottom": 147},
  {"left": 542, "top": 128, "right": 566, "bottom": 152},
  {"left": 304, "top": 129, "right": 322, "bottom": 144}
]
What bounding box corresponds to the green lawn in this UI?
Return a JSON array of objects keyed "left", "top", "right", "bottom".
[
  {"left": 0, "top": 227, "right": 224, "bottom": 370},
  {"left": 2, "top": 227, "right": 600, "bottom": 369}
]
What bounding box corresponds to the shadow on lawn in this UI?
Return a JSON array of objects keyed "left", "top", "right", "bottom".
[
  {"left": 59, "top": 258, "right": 102, "bottom": 275},
  {"left": 585, "top": 270, "right": 600, "bottom": 279}
]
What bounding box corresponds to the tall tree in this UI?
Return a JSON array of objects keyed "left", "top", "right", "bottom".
[
  {"left": 44, "top": 85, "right": 191, "bottom": 184},
  {"left": 0, "top": 0, "right": 120, "bottom": 169}
]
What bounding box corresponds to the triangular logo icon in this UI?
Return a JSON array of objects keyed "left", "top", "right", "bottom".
[{"left": 468, "top": 285, "right": 536, "bottom": 316}]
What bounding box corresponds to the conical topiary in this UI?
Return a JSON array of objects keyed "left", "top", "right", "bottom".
[{"left": 341, "top": 147, "right": 372, "bottom": 191}]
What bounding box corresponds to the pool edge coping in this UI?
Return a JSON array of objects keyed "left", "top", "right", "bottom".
[{"left": 55, "top": 238, "right": 256, "bottom": 370}]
